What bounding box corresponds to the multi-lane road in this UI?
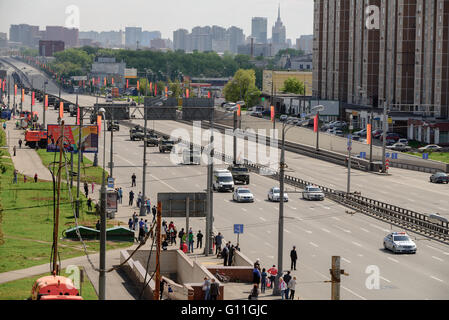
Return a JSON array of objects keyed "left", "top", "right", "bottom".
[{"left": 3, "top": 57, "right": 449, "bottom": 300}]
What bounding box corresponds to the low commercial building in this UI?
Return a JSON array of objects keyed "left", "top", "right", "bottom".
[
  {"left": 38, "top": 40, "right": 65, "bottom": 57},
  {"left": 262, "top": 70, "right": 313, "bottom": 96}
]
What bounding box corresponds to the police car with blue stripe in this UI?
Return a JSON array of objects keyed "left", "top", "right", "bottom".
[{"left": 383, "top": 232, "right": 417, "bottom": 254}]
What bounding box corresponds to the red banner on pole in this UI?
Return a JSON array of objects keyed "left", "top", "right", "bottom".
[
  {"left": 150, "top": 82, "right": 153, "bottom": 93},
  {"left": 237, "top": 104, "right": 241, "bottom": 117},
  {"left": 126, "top": 79, "right": 129, "bottom": 89},
  {"left": 32, "top": 91, "right": 35, "bottom": 106},
  {"left": 137, "top": 80, "right": 140, "bottom": 91},
  {"left": 208, "top": 91, "right": 211, "bottom": 99},
  {"left": 314, "top": 114, "right": 319, "bottom": 133},
  {"left": 14, "top": 84, "right": 17, "bottom": 96},
  {"left": 367, "top": 124, "right": 372, "bottom": 145},
  {"left": 59, "top": 102, "right": 64, "bottom": 119},
  {"left": 45, "top": 95, "right": 48, "bottom": 108},
  {"left": 97, "top": 115, "right": 102, "bottom": 134},
  {"left": 186, "top": 88, "right": 189, "bottom": 98},
  {"left": 77, "top": 107, "right": 80, "bottom": 125},
  {"left": 271, "top": 106, "right": 275, "bottom": 122},
  {"left": 22, "top": 89, "right": 25, "bottom": 102}
]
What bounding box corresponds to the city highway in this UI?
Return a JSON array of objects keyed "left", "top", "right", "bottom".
[
  {"left": 4, "top": 59, "right": 449, "bottom": 299},
  {"left": 14, "top": 89, "right": 449, "bottom": 300}
]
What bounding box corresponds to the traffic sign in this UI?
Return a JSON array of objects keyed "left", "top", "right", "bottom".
[
  {"left": 107, "top": 177, "right": 115, "bottom": 189},
  {"left": 386, "top": 153, "right": 391, "bottom": 158},
  {"left": 359, "top": 152, "right": 367, "bottom": 159},
  {"left": 423, "top": 153, "right": 429, "bottom": 160},
  {"left": 347, "top": 135, "right": 353, "bottom": 147},
  {"left": 234, "top": 224, "right": 244, "bottom": 234},
  {"left": 392, "top": 153, "right": 398, "bottom": 160}
]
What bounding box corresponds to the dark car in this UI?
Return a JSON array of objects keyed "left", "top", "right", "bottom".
[
  {"left": 372, "top": 129, "right": 383, "bottom": 139},
  {"left": 430, "top": 172, "right": 449, "bottom": 184},
  {"left": 380, "top": 132, "right": 400, "bottom": 142}
]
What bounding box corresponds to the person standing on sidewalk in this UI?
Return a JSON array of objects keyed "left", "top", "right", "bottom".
[
  {"left": 13, "top": 145, "right": 16, "bottom": 156},
  {"left": 267, "top": 265, "right": 278, "bottom": 290},
  {"left": 215, "top": 232, "right": 223, "bottom": 256},
  {"left": 129, "top": 190, "right": 135, "bottom": 206},
  {"left": 209, "top": 279, "right": 219, "bottom": 300},
  {"left": 91, "top": 182, "right": 95, "bottom": 194},
  {"left": 283, "top": 271, "right": 292, "bottom": 299},
  {"left": 133, "top": 212, "right": 138, "bottom": 231},
  {"left": 288, "top": 276, "right": 297, "bottom": 300},
  {"left": 188, "top": 229, "right": 194, "bottom": 253},
  {"left": 84, "top": 182, "right": 89, "bottom": 198},
  {"left": 131, "top": 173, "right": 136, "bottom": 187},
  {"left": 34, "top": 173, "right": 38, "bottom": 183},
  {"left": 18, "top": 139, "right": 22, "bottom": 149},
  {"left": 128, "top": 218, "right": 133, "bottom": 230},
  {"left": 202, "top": 277, "right": 211, "bottom": 300},
  {"left": 196, "top": 230, "right": 203, "bottom": 249},
  {"left": 152, "top": 205, "right": 157, "bottom": 222},
  {"left": 290, "top": 246, "right": 298, "bottom": 271},
  {"left": 222, "top": 243, "right": 229, "bottom": 266},
  {"left": 87, "top": 198, "right": 92, "bottom": 212},
  {"left": 279, "top": 277, "right": 287, "bottom": 300},
  {"left": 260, "top": 268, "right": 268, "bottom": 293}
]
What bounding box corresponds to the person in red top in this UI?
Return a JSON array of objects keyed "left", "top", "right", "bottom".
[{"left": 267, "top": 265, "right": 278, "bottom": 290}]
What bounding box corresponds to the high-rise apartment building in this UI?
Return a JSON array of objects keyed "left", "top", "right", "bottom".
[
  {"left": 313, "top": 0, "right": 449, "bottom": 144},
  {"left": 125, "top": 27, "right": 142, "bottom": 49},
  {"left": 173, "top": 29, "right": 189, "bottom": 51},
  {"left": 297, "top": 35, "right": 313, "bottom": 54},
  {"left": 252, "top": 17, "right": 268, "bottom": 44},
  {"left": 227, "top": 26, "right": 245, "bottom": 54},
  {"left": 9, "top": 24, "right": 40, "bottom": 47},
  {"left": 45, "top": 26, "right": 79, "bottom": 48}
]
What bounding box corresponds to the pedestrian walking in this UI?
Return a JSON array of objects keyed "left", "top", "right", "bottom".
[
  {"left": 13, "top": 145, "right": 16, "bottom": 156},
  {"left": 261, "top": 268, "right": 268, "bottom": 293},
  {"left": 288, "top": 276, "right": 297, "bottom": 300},
  {"left": 188, "top": 230, "right": 194, "bottom": 253},
  {"left": 145, "top": 198, "right": 151, "bottom": 214},
  {"left": 215, "top": 232, "right": 223, "bottom": 256},
  {"left": 222, "top": 244, "right": 229, "bottom": 266},
  {"left": 87, "top": 198, "right": 92, "bottom": 212},
  {"left": 279, "top": 277, "right": 287, "bottom": 300},
  {"left": 131, "top": 173, "right": 136, "bottom": 187},
  {"left": 252, "top": 266, "right": 261, "bottom": 285},
  {"left": 129, "top": 190, "right": 135, "bottom": 206},
  {"left": 209, "top": 279, "right": 219, "bottom": 300},
  {"left": 18, "top": 139, "right": 22, "bottom": 148},
  {"left": 128, "top": 218, "right": 133, "bottom": 230},
  {"left": 23, "top": 175, "right": 27, "bottom": 183},
  {"left": 178, "top": 228, "right": 185, "bottom": 245},
  {"left": 96, "top": 220, "right": 101, "bottom": 231},
  {"left": 133, "top": 212, "right": 138, "bottom": 231},
  {"left": 91, "top": 182, "right": 95, "bottom": 194},
  {"left": 137, "top": 192, "right": 142, "bottom": 208},
  {"left": 144, "top": 220, "right": 149, "bottom": 234},
  {"left": 267, "top": 265, "right": 278, "bottom": 290},
  {"left": 152, "top": 205, "right": 157, "bottom": 222},
  {"left": 34, "top": 173, "right": 38, "bottom": 183},
  {"left": 84, "top": 182, "right": 88, "bottom": 198},
  {"left": 13, "top": 170, "right": 18, "bottom": 184},
  {"left": 202, "top": 277, "right": 211, "bottom": 300},
  {"left": 290, "top": 246, "right": 298, "bottom": 271},
  {"left": 196, "top": 230, "right": 203, "bottom": 249},
  {"left": 283, "top": 271, "right": 292, "bottom": 299},
  {"left": 249, "top": 284, "right": 259, "bottom": 300}
]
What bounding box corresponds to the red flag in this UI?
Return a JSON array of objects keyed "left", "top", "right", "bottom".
[
  {"left": 367, "top": 124, "right": 372, "bottom": 145},
  {"left": 22, "top": 89, "right": 25, "bottom": 102},
  {"left": 270, "top": 106, "right": 275, "bottom": 122},
  {"left": 137, "top": 80, "right": 140, "bottom": 91},
  {"left": 150, "top": 82, "right": 153, "bottom": 93},
  {"left": 111, "top": 77, "right": 114, "bottom": 85},
  {"left": 126, "top": 79, "right": 129, "bottom": 89},
  {"left": 104, "top": 77, "right": 107, "bottom": 86},
  {"left": 314, "top": 114, "right": 319, "bottom": 133},
  {"left": 59, "top": 102, "right": 64, "bottom": 119},
  {"left": 165, "top": 86, "right": 168, "bottom": 98},
  {"left": 208, "top": 91, "right": 211, "bottom": 99},
  {"left": 2, "top": 79, "right": 5, "bottom": 91},
  {"left": 45, "top": 95, "right": 48, "bottom": 109},
  {"left": 32, "top": 92, "right": 35, "bottom": 106},
  {"left": 97, "top": 115, "right": 102, "bottom": 134},
  {"left": 237, "top": 104, "right": 241, "bottom": 117},
  {"left": 14, "top": 84, "right": 17, "bottom": 96},
  {"left": 186, "top": 89, "right": 189, "bottom": 98},
  {"left": 76, "top": 107, "right": 80, "bottom": 125}
]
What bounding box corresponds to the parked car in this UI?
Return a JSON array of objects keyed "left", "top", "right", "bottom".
[
  {"left": 386, "top": 143, "right": 411, "bottom": 152},
  {"left": 398, "top": 138, "right": 409, "bottom": 145},
  {"left": 380, "top": 132, "right": 400, "bottom": 142},
  {"left": 330, "top": 121, "right": 347, "bottom": 129},
  {"left": 334, "top": 130, "right": 344, "bottom": 137},
  {"left": 429, "top": 172, "right": 449, "bottom": 184},
  {"left": 418, "top": 144, "right": 443, "bottom": 153},
  {"left": 372, "top": 129, "right": 383, "bottom": 139},
  {"left": 279, "top": 115, "right": 288, "bottom": 122},
  {"left": 250, "top": 111, "right": 263, "bottom": 118},
  {"left": 354, "top": 129, "right": 367, "bottom": 137}
]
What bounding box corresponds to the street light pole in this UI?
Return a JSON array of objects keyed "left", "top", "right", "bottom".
[
  {"left": 382, "top": 101, "right": 387, "bottom": 173},
  {"left": 99, "top": 108, "right": 107, "bottom": 300},
  {"left": 205, "top": 110, "right": 215, "bottom": 256},
  {"left": 140, "top": 70, "right": 150, "bottom": 217}
]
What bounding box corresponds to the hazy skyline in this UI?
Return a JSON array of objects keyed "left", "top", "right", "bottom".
[{"left": 0, "top": 0, "right": 314, "bottom": 41}]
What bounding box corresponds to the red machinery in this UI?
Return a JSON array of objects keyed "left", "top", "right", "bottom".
[
  {"left": 31, "top": 275, "right": 82, "bottom": 300},
  {"left": 24, "top": 129, "right": 47, "bottom": 149}
]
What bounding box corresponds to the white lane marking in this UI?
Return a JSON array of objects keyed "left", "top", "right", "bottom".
[
  {"left": 380, "top": 276, "right": 391, "bottom": 283},
  {"left": 284, "top": 229, "right": 291, "bottom": 234},
  {"left": 267, "top": 230, "right": 272, "bottom": 234},
  {"left": 370, "top": 223, "right": 389, "bottom": 232},
  {"left": 341, "top": 286, "right": 367, "bottom": 300},
  {"left": 259, "top": 217, "right": 267, "bottom": 221},
  {"left": 358, "top": 254, "right": 364, "bottom": 257},
  {"left": 360, "top": 228, "right": 370, "bottom": 233},
  {"left": 335, "top": 225, "right": 351, "bottom": 233},
  {"left": 341, "top": 257, "right": 351, "bottom": 264},
  {"left": 387, "top": 257, "right": 399, "bottom": 263},
  {"left": 294, "top": 225, "right": 312, "bottom": 234},
  {"left": 426, "top": 245, "right": 449, "bottom": 256},
  {"left": 432, "top": 256, "right": 444, "bottom": 262},
  {"left": 265, "top": 242, "right": 274, "bottom": 248},
  {"left": 241, "top": 208, "right": 248, "bottom": 212},
  {"left": 288, "top": 206, "right": 297, "bottom": 210},
  {"left": 323, "top": 206, "right": 331, "bottom": 210},
  {"left": 267, "top": 255, "right": 274, "bottom": 259},
  {"left": 352, "top": 241, "right": 362, "bottom": 247},
  {"left": 309, "top": 242, "right": 319, "bottom": 248},
  {"left": 430, "top": 276, "right": 444, "bottom": 283},
  {"left": 332, "top": 217, "right": 341, "bottom": 221},
  {"left": 258, "top": 207, "right": 263, "bottom": 211},
  {"left": 321, "top": 228, "right": 331, "bottom": 233}
]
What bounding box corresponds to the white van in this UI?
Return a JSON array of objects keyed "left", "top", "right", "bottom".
[
  {"left": 213, "top": 169, "right": 234, "bottom": 192},
  {"left": 182, "top": 149, "right": 201, "bottom": 165}
]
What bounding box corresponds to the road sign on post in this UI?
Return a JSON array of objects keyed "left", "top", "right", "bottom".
[
  {"left": 423, "top": 153, "right": 429, "bottom": 160},
  {"left": 234, "top": 224, "right": 244, "bottom": 246},
  {"left": 107, "top": 177, "right": 115, "bottom": 189}
]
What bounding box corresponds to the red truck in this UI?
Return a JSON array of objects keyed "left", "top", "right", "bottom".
[{"left": 25, "top": 129, "right": 47, "bottom": 149}]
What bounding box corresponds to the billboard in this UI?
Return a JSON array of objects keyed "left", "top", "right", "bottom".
[
  {"left": 47, "top": 125, "right": 99, "bottom": 153},
  {"left": 157, "top": 192, "right": 207, "bottom": 217}
]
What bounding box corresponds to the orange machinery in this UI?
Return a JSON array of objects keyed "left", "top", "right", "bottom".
[
  {"left": 31, "top": 275, "right": 83, "bottom": 300},
  {"left": 24, "top": 129, "right": 47, "bottom": 149}
]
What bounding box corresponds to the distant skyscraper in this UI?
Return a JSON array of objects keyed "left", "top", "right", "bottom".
[
  {"left": 9, "top": 24, "right": 41, "bottom": 47},
  {"left": 173, "top": 29, "right": 189, "bottom": 51},
  {"left": 297, "top": 35, "right": 313, "bottom": 54},
  {"left": 191, "top": 26, "right": 212, "bottom": 52},
  {"left": 125, "top": 27, "right": 142, "bottom": 49},
  {"left": 227, "top": 26, "right": 245, "bottom": 54},
  {"left": 271, "top": 4, "right": 287, "bottom": 55},
  {"left": 45, "top": 26, "right": 79, "bottom": 48},
  {"left": 141, "top": 31, "right": 161, "bottom": 47},
  {"left": 251, "top": 17, "right": 268, "bottom": 44}
]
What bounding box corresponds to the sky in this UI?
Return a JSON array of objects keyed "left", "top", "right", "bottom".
[{"left": 0, "top": 0, "right": 314, "bottom": 41}]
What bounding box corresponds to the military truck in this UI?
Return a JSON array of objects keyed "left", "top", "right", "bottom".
[
  {"left": 227, "top": 164, "right": 250, "bottom": 185},
  {"left": 129, "top": 126, "right": 144, "bottom": 141},
  {"left": 159, "top": 138, "right": 175, "bottom": 153},
  {"left": 146, "top": 132, "right": 159, "bottom": 146},
  {"left": 107, "top": 120, "right": 120, "bottom": 131}
]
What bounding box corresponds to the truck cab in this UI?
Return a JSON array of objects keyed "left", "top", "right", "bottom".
[
  {"left": 227, "top": 164, "right": 250, "bottom": 184},
  {"left": 25, "top": 130, "right": 48, "bottom": 149},
  {"left": 159, "top": 138, "right": 175, "bottom": 153}
]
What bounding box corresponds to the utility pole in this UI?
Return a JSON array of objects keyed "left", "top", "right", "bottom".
[
  {"left": 347, "top": 115, "right": 353, "bottom": 194},
  {"left": 315, "top": 110, "right": 320, "bottom": 151},
  {"left": 154, "top": 201, "right": 162, "bottom": 300},
  {"left": 43, "top": 81, "right": 47, "bottom": 128},
  {"left": 7, "top": 75, "right": 10, "bottom": 108},
  {"left": 329, "top": 256, "right": 348, "bottom": 300},
  {"left": 93, "top": 92, "right": 99, "bottom": 167},
  {"left": 381, "top": 101, "right": 387, "bottom": 173},
  {"left": 76, "top": 105, "right": 83, "bottom": 218},
  {"left": 99, "top": 109, "right": 107, "bottom": 300},
  {"left": 369, "top": 110, "right": 373, "bottom": 170},
  {"left": 109, "top": 113, "right": 114, "bottom": 179},
  {"left": 205, "top": 112, "right": 215, "bottom": 256},
  {"left": 140, "top": 71, "right": 149, "bottom": 217}
]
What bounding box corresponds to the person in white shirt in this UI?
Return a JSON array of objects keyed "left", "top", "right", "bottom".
[{"left": 288, "top": 276, "right": 297, "bottom": 300}]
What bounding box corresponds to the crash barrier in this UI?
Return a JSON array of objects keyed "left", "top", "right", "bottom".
[{"left": 122, "top": 121, "right": 449, "bottom": 244}]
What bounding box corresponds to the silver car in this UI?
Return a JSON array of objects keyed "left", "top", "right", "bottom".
[
  {"left": 267, "top": 187, "right": 289, "bottom": 202},
  {"left": 383, "top": 232, "right": 417, "bottom": 254},
  {"left": 302, "top": 186, "right": 325, "bottom": 201}
]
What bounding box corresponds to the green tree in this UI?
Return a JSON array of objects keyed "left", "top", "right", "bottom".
[
  {"left": 168, "top": 81, "right": 182, "bottom": 99},
  {"left": 281, "top": 78, "right": 305, "bottom": 95},
  {"left": 223, "top": 69, "right": 261, "bottom": 107}
]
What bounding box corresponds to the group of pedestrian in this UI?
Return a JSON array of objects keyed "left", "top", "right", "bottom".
[
  {"left": 114, "top": 187, "right": 123, "bottom": 204},
  {"left": 128, "top": 212, "right": 150, "bottom": 242},
  {"left": 201, "top": 277, "right": 220, "bottom": 300}
]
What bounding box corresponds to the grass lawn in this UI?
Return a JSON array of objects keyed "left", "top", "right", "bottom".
[
  {"left": 0, "top": 267, "right": 98, "bottom": 300},
  {"left": 36, "top": 149, "right": 106, "bottom": 185},
  {"left": 406, "top": 152, "right": 449, "bottom": 164},
  {"left": 0, "top": 129, "right": 132, "bottom": 273}
]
